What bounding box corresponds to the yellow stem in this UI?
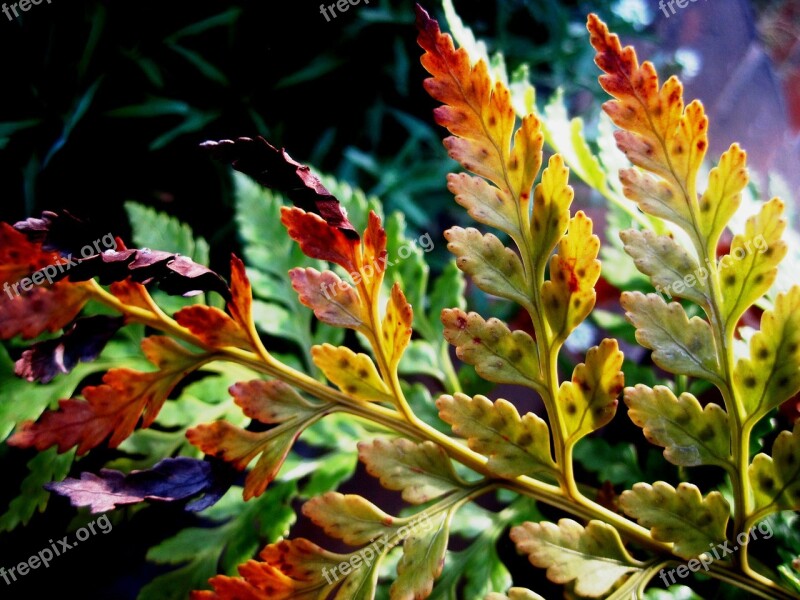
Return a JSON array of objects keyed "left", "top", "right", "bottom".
[{"left": 86, "top": 279, "right": 800, "bottom": 599}]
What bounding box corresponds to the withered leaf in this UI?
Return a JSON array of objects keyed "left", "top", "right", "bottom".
[
  {"left": 202, "top": 136, "right": 358, "bottom": 238},
  {"left": 13, "top": 210, "right": 104, "bottom": 255},
  {"left": 57, "top": 248, "right": 231, "bottom": 300},
  {"left": 15, "top": 315, "right": 125, "bottom": 383},
  {"left": 45, "top": 457, "right": 232, "bottom": 513}
]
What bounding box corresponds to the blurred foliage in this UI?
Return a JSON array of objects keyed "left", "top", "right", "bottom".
[{"left": 0, "top": 0, "right": 641, "bottom": 257}]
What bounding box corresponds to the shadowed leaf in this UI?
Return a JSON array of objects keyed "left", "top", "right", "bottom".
[
  {"left": 392, "top": 508, "right": 453, "bottom": 600},
  {"left": 734, "top": 287, "right": 800, "bottom": 422},
  {"left": 619, "top": 481, "right": 729, "bottom": 559},
  {"left": 302, "top": 492, "right": 400, "bottom": 545},
  {"left": 559, "top": 339, "right": 624, "bottom": 447},
  {"left": 175, "top": 305, "right": 252, "bottom": 349},
  {"left": 15, "top": 315, "right": 125, "bottom": 383},
  {"left": 57, "top": 247, "right": 231, "bottom": 300},
  {"left": 442, "top": 308, "right": 541, "bottom": 390},
  {"left": 45, "top": 457, "right": 230, "bottom": 513},
  {"left": 625, "top": 384, "right": 731, "bottom": 468},
  {"left": 621, "top": 292, "right": 721, "bottom": 383},
  {"left": 750, "top": 422, "right": 800, "bottom": 513},
  {"left": 510, "top": 518, "right": 641, "bottom": 597},
  {"left": 437, "top": 393, "right": 557, "bottom": 478},
  {"left": 13, "top": 210, "right": 109, "bottom": 256},
  {"left": 358, "top": 438, "right": 465, "bottom": 504},
  {"left": 311, "top": 343, "right": 392, "bottom": 403},
  {"left": 0, "top": 282, "right": 92, "bottom": 340},
  {"left": 445, "top": 227, "right": 531, "bottom": 309}
]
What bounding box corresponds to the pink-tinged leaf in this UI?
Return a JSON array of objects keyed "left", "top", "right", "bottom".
[
  {"left": 441, "top": 308, "right": 542, "bottom": 390},
  {"left": 229, "top": 379, "right": 325, "bottom": 425},
  {"left": 45, "top": 457, "right": 230, "bottom": 513},
  {"left": 392, "top": 508, "right": 453, "bottom": 600},
  {"left": 289, "top": 267, "right": 366, "bottom": 330},
  {"left": 302, "top": 492, "right": 399, "bottom": 545},
  {"left": 511, "top": 518, "right": 642, "bottom": 597}
]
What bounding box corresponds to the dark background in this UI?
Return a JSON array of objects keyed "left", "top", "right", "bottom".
[{"left": 0, "top": 0, "right": 798, "bottom": 598}]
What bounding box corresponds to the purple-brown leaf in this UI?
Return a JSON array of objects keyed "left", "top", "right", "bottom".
[
  {"left": 201, "top": 136, "right": 359, "bottom": 239},
  {"left": 15, "top": 315, "right": 125, "bottom": 383},
  {"left": 45, "top": 457, "right": 232, "bottom": 513},
  {"left": 57, "top": 248, "right": 231, "bottom": 300}
]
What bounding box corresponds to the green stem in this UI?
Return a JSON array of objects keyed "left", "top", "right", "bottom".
[
  {"left": 439, "top": 340, "right": 463, "bottom": 395},
  {"left": 694, "top": 238, "right": 751, "bottom": 550}
]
